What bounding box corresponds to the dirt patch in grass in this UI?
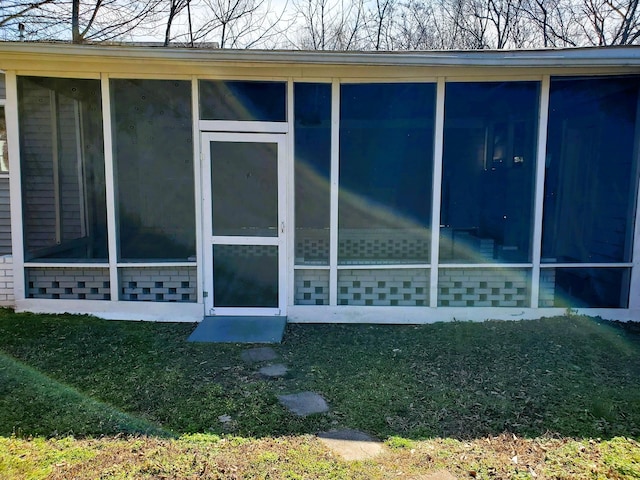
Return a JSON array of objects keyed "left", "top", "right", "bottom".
[{"left": 2, "top": 434, "right": 639, "bottom": 479}]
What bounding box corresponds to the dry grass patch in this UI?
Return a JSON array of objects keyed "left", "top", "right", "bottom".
[{"left": 2, "top": 435, "right": 639, "bottom": 479}]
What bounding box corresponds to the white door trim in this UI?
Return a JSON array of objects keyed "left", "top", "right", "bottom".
[{"left": 201, "top": 132, "right": 287, "bottom": 316}]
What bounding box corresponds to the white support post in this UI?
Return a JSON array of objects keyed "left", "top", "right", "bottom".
[
  {"left": 628, "top": 111, "right": 640, "bottom": 310},
  {"left": 530, "top": 76, "right": 550, "bottom": 308},
  {"left": 100, "top": 74, "right": 119, "bottom": 302},
  {"left": 287, "top": 78, "right": 295, "bottom": 309},
  {"left": 630, "top": 185, "right": 640, "bottom": 310},
  {"left": 192, "top": 77, "right": 204, "bottom": 306},
  {"left": 429, "top": 78, "right": 445, "bottom": 308},
  {"left": 329, "top": 79, "right": 340, "bottom": 306},
  {"left": 5, "top": 71, "right": 25, "bottom": 302}
]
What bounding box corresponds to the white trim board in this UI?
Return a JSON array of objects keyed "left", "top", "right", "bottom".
[
  {"left": 287, "top": 306, "right": 640, "bottom": 323},
  {"left": 16, "top": 299, "right": 204, "bottom": 322}
]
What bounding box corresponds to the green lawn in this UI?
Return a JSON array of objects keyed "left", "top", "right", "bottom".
[{"left": 0, "top": 309, "right": 639, "bottom": 478}]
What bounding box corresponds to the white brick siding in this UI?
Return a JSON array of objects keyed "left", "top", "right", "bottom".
[
  {"left": 295, "top": 270, "right": 329, "bottom": 305},
  {"left": 539, "top": 269, "right": 557, "bottom": 307},
  {"left": 0, "top": 255, "right": 14, "bottom": 305},
  {"left": 338, "top": 269, "right": 429, "bottom": 306},
  {"left": 26, "top": 267, "right": 110, "bottom": 300},
  {"left": 438, "top": 268, "right": 529, "bottom": 307},
  {"left": 120, "top": 266, "right": 196, "bottom": 302}
]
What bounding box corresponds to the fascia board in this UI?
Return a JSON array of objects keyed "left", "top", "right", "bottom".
[{"left": 1, "top": 42, "right": 640, "bottom": 69}]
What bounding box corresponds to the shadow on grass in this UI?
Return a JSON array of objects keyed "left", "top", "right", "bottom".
[
  {"left": 0, "top": 353, "right": 170, "bottom": 438},
  {"left": 0, "top": 309, "right": 639, "bottom": 441}
]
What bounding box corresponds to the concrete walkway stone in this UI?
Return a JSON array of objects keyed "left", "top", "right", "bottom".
[
  {"left": 317, "top": 429, "right": 384, "bottom": 461},
  {"left": 259, "top": 364, "right": 288, "bottom": 377},
  {"left": 241, "top": 347, "right": 278, "bottom": 363},
  {"left": 278, "top": 391, "right": 329, "bottom": 416}
]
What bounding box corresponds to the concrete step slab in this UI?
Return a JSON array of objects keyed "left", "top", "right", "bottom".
[
  {"left": 259, "top": 363, "right": 288, "bottom": 377},
  {"left": 278, "top": 391, "right": 329, "bottom": 416}
]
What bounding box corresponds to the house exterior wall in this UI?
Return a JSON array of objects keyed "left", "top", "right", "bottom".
[
  {"left": 19, "top": 79, "right": 58, "bottom": 251},
  {"left": 0, "top": 44, "right": 639, "bottom": 322},
  {"left": 0, "top": 72, "right": 12, "bottom": 307},
  {"left": 0, "top": 254, "right": 13, "bottom": 305},
  {"left": 0, "top": 177, "right": 11, "bottom": 255}
]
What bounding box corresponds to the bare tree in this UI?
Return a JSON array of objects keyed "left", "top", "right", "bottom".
[
  {"left": 4, "top": 0, "right": 640, "bottom": 48},
  {"left": 580, "top": 0, "right": 640, "bottom": 44},
  {"left": 0, "top": 0, "right": 162, "bottom": 42},
  {"left": 396, "top": 0, "right": 478, "bottom": 49},
  {"left": 521, "top": 0, "right": 578, "bottom": 47},
  {"left": 165, "top": 0, "right": 289, "bottom": 48},
  {"left": 205, "top": 0, "right": 261, "bottom": 47},
  {"left": 365, "top": 0, "right": 397, "bottom": 49},
  {"left": 0, "top": 0, "right": 55, "bottom": 29},
  {"left": 0, "top": 0, "right": 66, "bottom": 39},
  {"left": 449, "top": 0, "right": 526, "bottom": 48},
  {"left": 292, "top": 0, "right": 366, "bottom": 50},
  {"left": 70, "top": 0, "right": 163, "bottom": 43},
  {"left": 164, "top": 0, "right": 192, "bottom": 46},
  {"left": 395, "top": 0, "right": 438, "bottom": 49}
]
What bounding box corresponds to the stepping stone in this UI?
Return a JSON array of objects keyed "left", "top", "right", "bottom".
[
  {"left": 241, "top": 347, "right": 278, "bottom": 363},
  {"left": 317, "top": 429, "right": 384, "bottom": 461},
  {"left": 278, "top": 391, "right": 329, "bottom": 416},
  {"left": 259, "top": 364, "right": 288, "bottom": 378}
]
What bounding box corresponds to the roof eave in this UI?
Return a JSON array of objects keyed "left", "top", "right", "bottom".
[{"left": 1, "top": 42, "right": 640, "bottom": 68}]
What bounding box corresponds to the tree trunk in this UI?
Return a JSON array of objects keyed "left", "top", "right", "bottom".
[{"left": 72, "top": 0, "right": 81, "bottom": 42}]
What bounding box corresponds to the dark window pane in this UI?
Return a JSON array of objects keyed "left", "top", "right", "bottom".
[
  {"left": 339, "top": 83, "right": 435, "bottom": 264},
  {"left": 18, "top": 77, "right": 108, "bottom": 261},
  {"left": 295, "top": 83, "right": 331, "bottom": 265},
  {"left": 213, "top": 245, "right": 278, "bottom": 307},
  {"left": 542, "top": 76, "right": 639, "bottom": 263},
  {"left": 440, "top": 82, "right": 539, "bottom": 263},
  {"left": 539, "top": 267, "right": 630, "bottom": 308},
  {"left": 199, "top": 80, "right": 286, "bottom": 121},
  {"left": 111, "top": 79, "right": 195, "bottom": 261},
  {"left": 211, "top": 141, "right": 278, "bottom": 237}
]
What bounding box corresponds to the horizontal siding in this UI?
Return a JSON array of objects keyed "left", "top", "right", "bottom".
[
  {"left": 20, "top": 79, "right": 57, "bottom": 251},
  {"left": 58, "top": 94, "right": 83, "bottom": 241}
]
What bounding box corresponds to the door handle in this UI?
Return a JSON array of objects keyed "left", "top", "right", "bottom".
[{"left": 281, "top": 222, "right": 285, "bottom": 234}]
